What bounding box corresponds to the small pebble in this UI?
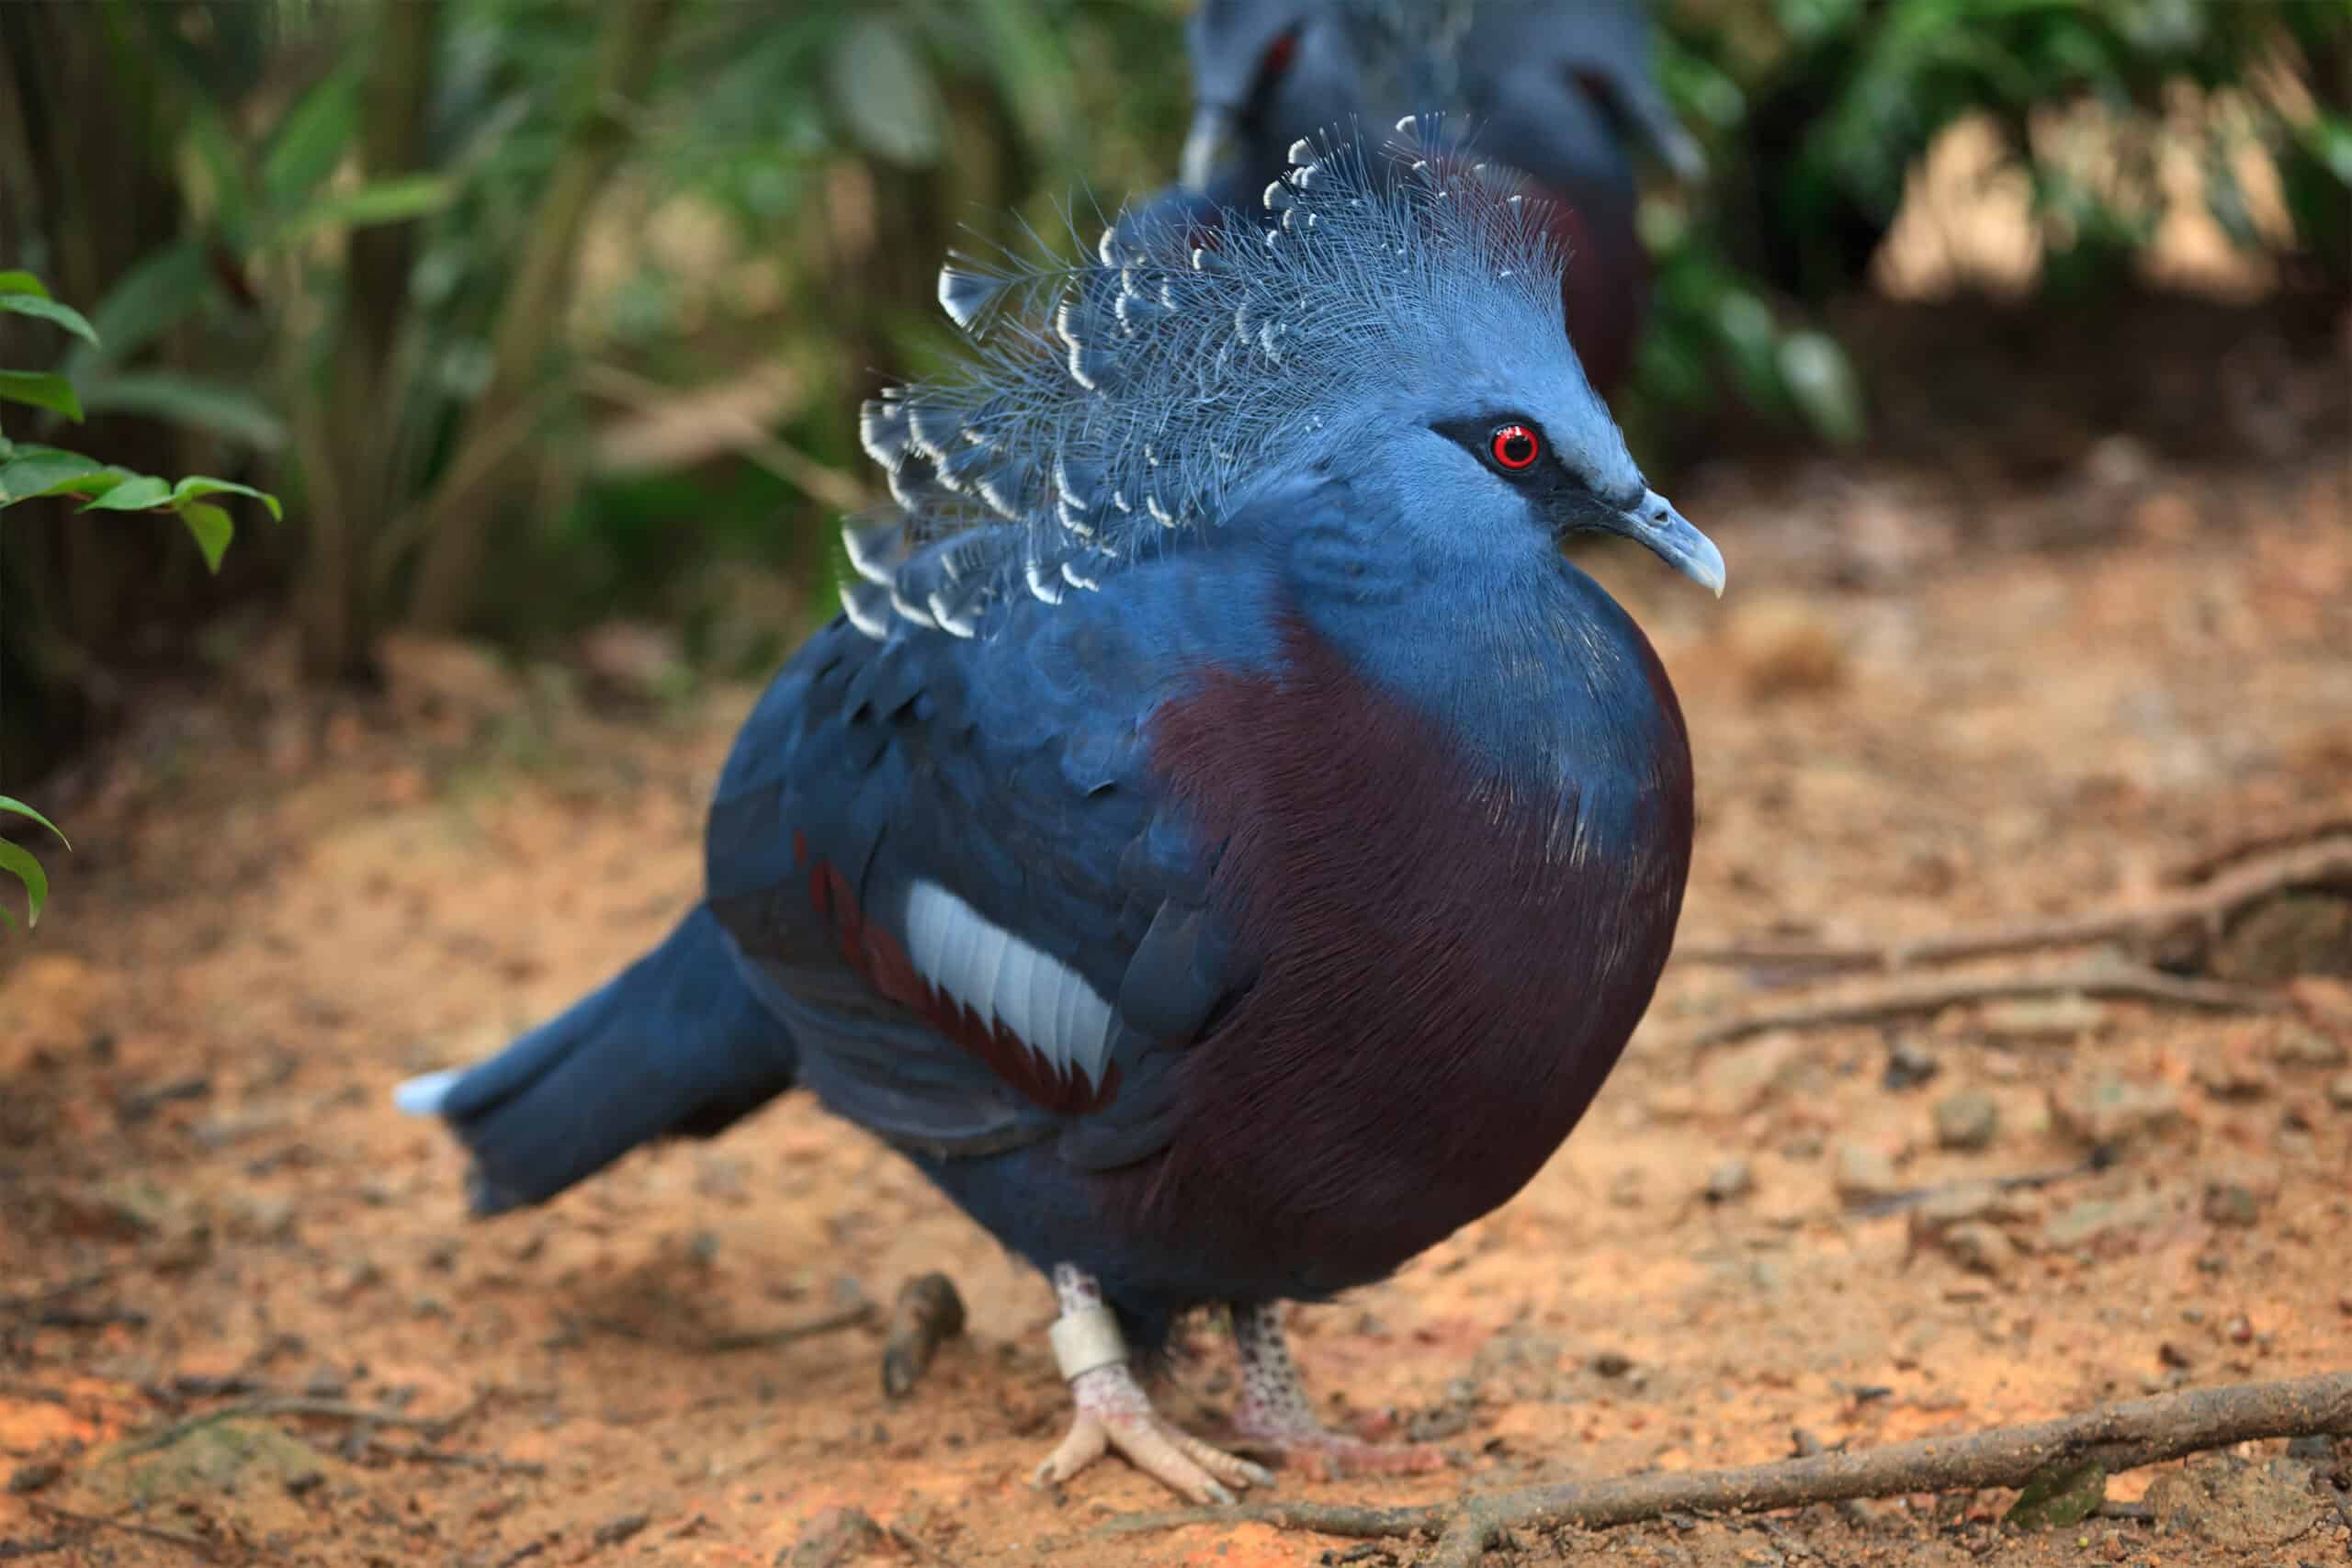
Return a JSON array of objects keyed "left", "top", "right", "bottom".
[
  {"left": 2051, "top": 1076, "right": 2179, "bottom": 1147},
  {"left": 2273, "top": 1025, "right": 2346, "bottom": 1069},
  {"left": 1834, "top": 1142, "right": 1902, "bottom": 1203},
  {"left": 1932, "top": 1089, "right": 2000, "bottom": 1151},
  {"left": 2200, "top": 1181, "right": 2262, "bottom": 1228},
  {"left": 1883, "top": 1039, "right": 1941, "bottom": 1091},
  {"left": 2224, "top": 1314, "right": 2255, "bottom": 1344},
  {"left": 1703, "top": 1158, "right": 1754, "bottom": 1203},
  {"left": 1940, "top": 1222, "right": 2016, "bottom": 1278},
  {"left": 594, "top": 1513, "right": 650, "bottom": 1548},
  {"left": 2194, "top": 1055, "right": 2272, "bottom": 1101},
  {"left": 2326, "top": 1071, "right": 2352, "bottom": 1111},
  {"left": 1589, "top": 1349, "right": 1634, "bottom": 1378}
]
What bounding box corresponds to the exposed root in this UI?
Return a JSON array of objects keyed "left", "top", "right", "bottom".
[
  {"left": 1077, "top": 1372, "right": 2352, "bottom": 1567},
  {"left": 1679, "top": 837, "right": 2352, "bottom": 976},
  {"left": 1680, "top": 956, "right": 2280, "bottom": 1052}
]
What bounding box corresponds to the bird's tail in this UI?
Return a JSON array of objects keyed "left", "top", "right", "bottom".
[{"left": 393, "top": 903, "right": 797, "bottom": 1215}]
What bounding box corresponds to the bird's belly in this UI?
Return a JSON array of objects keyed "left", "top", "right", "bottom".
[{"left": 1125, "top": 615, "right": 1692, "bottom": 1307}]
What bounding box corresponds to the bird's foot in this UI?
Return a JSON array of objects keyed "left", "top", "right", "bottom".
[
  {"left": 1227, "top": 1301, "right": 1451, "bottom": 1478},
  {"left": 1035, "top": 1359, "right": 1275, "bottom": 1504}
]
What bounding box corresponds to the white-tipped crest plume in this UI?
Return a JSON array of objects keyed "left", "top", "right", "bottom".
[{"left": 842, "top": 124, "right": 1571, "bottom": 639}]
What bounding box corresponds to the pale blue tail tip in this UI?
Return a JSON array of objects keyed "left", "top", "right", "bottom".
[{"left": 393, "top": 1067, "right": 463, "bottom": 1118}]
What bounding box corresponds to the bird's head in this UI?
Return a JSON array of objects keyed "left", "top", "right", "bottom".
[
  {"left": 864, "top": 132, "right": 1720, "bottom": 625},
  {"left": 1181, "top": 0, "right": 1702, "bottom": 203}
]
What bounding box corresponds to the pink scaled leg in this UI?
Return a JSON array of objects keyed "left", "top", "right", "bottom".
[
  {"left": 1033, "top": 1264, "right": 1274, "bottom": 1505},
  {"left": 1230, "top": 1302, "right": 1449, "bottom": 1477}
]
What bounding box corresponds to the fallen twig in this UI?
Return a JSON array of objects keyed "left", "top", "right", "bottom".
[
  {"left": 120, "top": 1396, "right": 474, "bottom": 1457},
  {"left": 2165, "top": 810, "right": 2352, "bottom": 886},
  {"left": 1079, "top": 1372, "right": 2352, "bottom": 1568},
  {"left": 1848, "top": 1160, "right": 2098, "bottom": 1220},
  {"left": 881, "top": 1273, "right": 967, "bottom": 1400},
  {"left": 1681, "top": 958, "right": 2278, "bottom": 1052},
  {"left": 1680, "top": 838, "right": 2352, "bottom": 976},
  {"left": 25, "top": 1499, "right": 222, "bottom": 1562},
  {"left": 704, "top": 1302, "right": 875, "bottom": 1353}
]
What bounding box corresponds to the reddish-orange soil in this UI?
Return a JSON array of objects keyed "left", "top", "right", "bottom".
[{"left": 4, "top": 434, "right": 2348, "bottom": 1566}]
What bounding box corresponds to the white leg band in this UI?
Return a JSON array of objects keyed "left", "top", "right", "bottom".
[{"left": 1048, "top": 1303, "right": 1128, "bottom": 1382}]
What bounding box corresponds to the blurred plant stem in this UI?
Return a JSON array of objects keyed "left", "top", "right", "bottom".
[
  {"left": 298, "top": 0, "right": 441, "bottom": 680},
  {"left": 408, "top": 0, "right": 680, "bottom": 634}
]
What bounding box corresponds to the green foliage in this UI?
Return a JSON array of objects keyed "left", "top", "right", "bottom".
[
  {"left": 0, "top": 0, "right": 2340, "bottom": 774},
  {"left": 0, "top": 269, "right": 282, "bottom": 929},
  {"left": 1673, "top": 0, "right": 2349, "bottom": 299},
  {"left": 0, "top": 270, "right": 281, "bottom": 566},
  {"left": 1633, "top": 0, "right": 2347, "bottom": 443},
  {"left": 0, "top": 796, "right": 67, "bottom": 929}
]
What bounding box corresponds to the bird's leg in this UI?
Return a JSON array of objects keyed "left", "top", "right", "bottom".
[
  {"left": 1229, "top": 1302, "right": 1449, "bottom": 1476},
  {"left": 1032, "top": 1264, "right": 1273, "bottom": 1505}
]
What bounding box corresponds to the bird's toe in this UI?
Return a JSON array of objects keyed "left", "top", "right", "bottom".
[
  {"left": 1097, "top": 1411, "right": 1255, "bottom": 1504},
  {"left": 1033, "top": 1412, "right": 1111, "bottom": 1488}
]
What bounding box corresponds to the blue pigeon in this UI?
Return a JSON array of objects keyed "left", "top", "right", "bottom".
[
  {"left": 397, "top": 137, "right": 1723, "bottom": 1502},
  {"left": 1148, "top": 0, "right": 1702, "bottom": 396}
]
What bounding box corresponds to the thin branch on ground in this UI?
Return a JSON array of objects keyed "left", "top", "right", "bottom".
[
  {"left": 1848, "top": 1160, "right": 2097, "bottom": 1220},
  {"left": 121, "top": 1396, "right": 478, "bottom": 1457},
  {"left": 1679, "top": 838, "right": 2352, "bottom": 975},
  {"left": 25, "top": 1499, "right": 222, "bottom": 1562},
  {"left": 2164, "top": 810, "right": 2352, "bottom": 886},
  {"left": 704, "top": 1302, "right": 876, "bottom": 1353},
  {"left": 1078, "top": 1372, "right": 2352, "bottom": 1568},
  {"left": 1680, "top": 958, "right": 2280, "bottom": 1052}
]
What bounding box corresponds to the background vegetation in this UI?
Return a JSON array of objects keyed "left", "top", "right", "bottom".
[{"left": 1, "top": 0, "right": 2344, "bottom": 835}]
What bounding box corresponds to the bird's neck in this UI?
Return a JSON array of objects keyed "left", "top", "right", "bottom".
[{"left": 1283, "top": 515, "right": 1682, "bottom": 803}]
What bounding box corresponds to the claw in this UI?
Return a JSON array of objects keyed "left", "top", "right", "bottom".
[{"left": 1035, "top": 1362, "right": 1272, "bottom": 1504}]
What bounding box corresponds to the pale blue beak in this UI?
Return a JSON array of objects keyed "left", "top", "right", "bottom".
[{"left": 1622, "top": 489, "right": 1725, "bottom": 597}]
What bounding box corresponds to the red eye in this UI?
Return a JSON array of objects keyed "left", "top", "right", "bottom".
[
  {"left": 1262, "top": 30, "right": 1298, "bottom": 76},
  {"left": 1489, "top": 423, "right": 1540, "bottom": 470}
]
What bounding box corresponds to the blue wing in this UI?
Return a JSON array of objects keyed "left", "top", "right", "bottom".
[{"left": 705, "top": 523, "right": 1280, "bottom": 1170}]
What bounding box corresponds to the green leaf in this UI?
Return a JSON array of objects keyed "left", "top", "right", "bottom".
[
  {"left": 79, "top": 474, "right": 172, "bottom": 511},
  {"left": 0, "top": 370, "right": 84, "bottom": 423},
  {"left": 1778, "top": 331, "right": 1867, "bottom": 446},
  {"left": 0, "top": 797, "right": 66, "bottom": 931},
  {"left": 0, "top": 449, "right": 116, "bottom": 506},
  {"left": 0, "top": 795, "right": 68, "bottom": 845},
  {"left": 0, "top": 292, "right": 98, "bottom": 347},
  {"left": 176, "top": 499, "right": 234, "bottom": 572},
  {"left": 65, "top": 243, "right": 213, "bottom": 381},
  {"left": 78, "top": 372, "right": 288, "bottom": 452},
  {"left": 825, "top": 16, "right": 943, "bottom": 168},
  {"left": 263, "top": 63, "right": 361, "bottom": 208},
  {"left": 170, "top": 474, "right": 282, "bottom": 522},
  {"left": 0, "top": 839, "right": 49, "bottom": 928},
  {"left": 272, "top": 175, "right": 453, "bottom": 241},
  {"left": 0, "top": 271, "right": 50, "bottom": 298},
  {"left": 2004, "top": 1459, "right": 2107, "bottom": 1530}
]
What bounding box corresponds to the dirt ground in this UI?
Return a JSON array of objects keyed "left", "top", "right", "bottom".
[{"left": 4, "top": 311, "right": 2350, "bottom": 1566}]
